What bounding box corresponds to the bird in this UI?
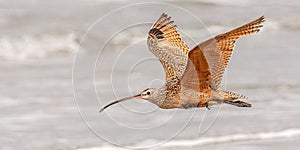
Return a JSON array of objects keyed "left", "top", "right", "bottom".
[{"left": 99, "top": 13, "right": 265, "bottom": 113}]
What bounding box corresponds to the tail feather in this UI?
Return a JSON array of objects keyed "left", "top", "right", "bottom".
[
  {"left": 200, "top": 90, "right": 251, "bottom": 108},
  {"left": 217, "top": 90, "right": 251, "bottom": 107},
  {"left": 219, "top": 90, "right": 248, "bottom": 100},
  {"left": 224, "top": 100, "right": 252, "bottom": 107}
]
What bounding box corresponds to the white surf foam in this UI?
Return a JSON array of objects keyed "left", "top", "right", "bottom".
[
  {"left": 77, "top": 145, "right": 126, "bottom": 150},
  {"left": 78, "top": 128, "right": 300, "bottom": 150},
  {"left": 161, "top": 128, "right": 300, "bottom": 148},
  {"left": 0, "top": 33, "right": 79, "bottom": 61},
  {"left": 197, "top": 0, "right": 251, "bottom": 6},
  {"left": 0, "top": 96, "right": 21, "bottom": 107}
]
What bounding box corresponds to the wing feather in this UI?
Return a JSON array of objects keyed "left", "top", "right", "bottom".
[
  {"left": 181, "top": 16, "right": 265, "bottom": 90},
  {"left": 147, "top": 13, "right": 189, "bottom": 82}
]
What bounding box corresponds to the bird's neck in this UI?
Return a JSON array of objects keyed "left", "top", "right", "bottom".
[
  {"left": 148, "top": 87, "right": 167, "bottom": 106},
  {"left": 148, "top": 79, "right": 180, "bottom": 107}
]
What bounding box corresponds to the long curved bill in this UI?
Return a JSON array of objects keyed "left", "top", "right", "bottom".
[{"left": 99, "top": 94, "right": 141, "bottom": 113}]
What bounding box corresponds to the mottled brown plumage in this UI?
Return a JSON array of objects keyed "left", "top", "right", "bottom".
[
  {"left": 148, "top": 13, "right": 189, "bottom": 82},
  {"left": 99, "top": 13, "right": 264, "bottom": 112}
]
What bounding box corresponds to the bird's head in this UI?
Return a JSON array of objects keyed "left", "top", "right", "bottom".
[
  {"left": 139, "top": 88, "right": 157, "bottom": 100},
  {"left": 99, "top": 88, "right": 157, "bottom": 113}
]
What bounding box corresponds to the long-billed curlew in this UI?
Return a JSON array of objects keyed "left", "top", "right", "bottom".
[{"left": 99, "top": 13, "right": 265, "bottom": 112}]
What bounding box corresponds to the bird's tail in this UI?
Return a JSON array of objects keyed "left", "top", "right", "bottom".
[
  {"left": 218, "top": 90, "right": 251, "bottom": 107},
  {"left": 224, "top": 100, "right": 251, "bottom": 107}
]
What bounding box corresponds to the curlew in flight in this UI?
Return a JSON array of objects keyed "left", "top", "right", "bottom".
[{"left": 99, "top": 13, "right": 265, "bottom": 112}]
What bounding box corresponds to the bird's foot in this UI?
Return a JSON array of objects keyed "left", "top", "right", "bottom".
[{"left": 205, "top": 104, "right": 211, "bottom": 110}]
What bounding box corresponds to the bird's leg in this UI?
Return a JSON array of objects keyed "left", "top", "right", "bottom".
[
  {"left": 205, "top": 103, "right": 211, "bottom": 110},
  {"left": 197, "top": 102, "right": 211, "bottom": 110}
]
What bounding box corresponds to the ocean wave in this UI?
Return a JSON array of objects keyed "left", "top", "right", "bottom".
[
  {"left": 187, "top": 18, "right": 298, "bottom": 37},
  {"left": 196, "top": 0, "right": 251, "bottom": 6},
  {"left": 194, "top": 0, "right": 300, "bottom": 7},
  {"left": 77, "top": 146, "right": 126, "bottom": 150},
  {"left": 0, "top": 96, "right": 52, "bottom": 108},
  {"left": 160, "top": 128, "right": 300, "bottom": 148},
  {"left": 0, "top": 33, "right": 79, "bottom": 61},
  {"left": 259, "top": 18, "right": 300, "bottom": 31},
  {"left": 0, "top": 18, "right": 295, "bottom": 62},
  {"left": 77, "top": 128, "right": 300, "bottom": 149},
  {"left": 0, "top": 96, "right": 21, "bottom": 107}
]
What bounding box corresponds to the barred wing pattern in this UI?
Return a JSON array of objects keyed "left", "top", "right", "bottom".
[
  {"left": 182, "top": 16, "right": 265, "bottom": 90},
  {"left": 147, "top": 13, "right": 190, "bottom": 82}
]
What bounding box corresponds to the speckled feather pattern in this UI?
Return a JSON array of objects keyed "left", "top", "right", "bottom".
[
  {"left": 147, "top": 13, "right": 189, "bottom": 82},
  {"left": 202, "top": 16, "right": 265, "bottom": 89},
  {"left": 146, "top": 14, "right": 264, "bottom": 108}
]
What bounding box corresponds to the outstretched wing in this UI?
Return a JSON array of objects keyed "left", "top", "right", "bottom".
[
  {"left": 147, "top": 13, "right": 189, "bottom": 82},
  {"left": 181, "top": 16, "right": 265, "bottom": 91}
]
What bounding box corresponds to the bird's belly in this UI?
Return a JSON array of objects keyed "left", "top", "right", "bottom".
[{"left": 179, "top": 89, "right": 203, "bottom": 109}]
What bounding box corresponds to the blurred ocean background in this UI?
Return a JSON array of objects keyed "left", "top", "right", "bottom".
[{"left": 1, "top": 0, "right": 300, "bottom": 149}]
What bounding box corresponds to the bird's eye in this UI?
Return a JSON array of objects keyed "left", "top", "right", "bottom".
[{"left": 147, "top": 91, "right": 151, "bottom": 95}]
